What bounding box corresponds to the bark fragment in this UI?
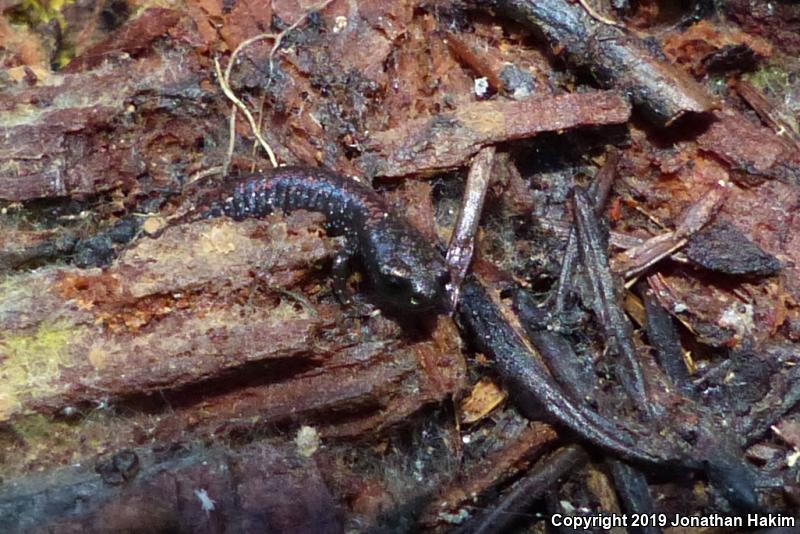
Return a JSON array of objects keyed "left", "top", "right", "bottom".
[
  {"left": 62, "top": 8, "right": 181, "bottom": 73},
  {"left": 0, "top": 51, "right": 208, "bottom": 201},
  {"left": 358, "top": 91, "right": 631, "bottom": 177},
  {"left": 698, "top": 110, "right": 800, "bottom": 183},
  {"left": 684, "top": 219, "right": 782, "bottom": 276}
]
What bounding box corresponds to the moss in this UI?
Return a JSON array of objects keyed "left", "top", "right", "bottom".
[
  {"left": 52, "top": 42, "right": 77, "bottom": 70},
  {"left": 9, "top": 413, "right": 59, "bottom": 443},
  {"left": 6, "top": 0, "right": 78, "bottom": 68},
  {"left": 6, "top": 0, "right": 71, "bottom": 26},
  {"left": 744, "top": 60, "right": 800, "bottom": 136},
  {"left": 746, "top": 63, "right": 791, "bottom": 94},
  {"left": 0, "top": 321, "right": 81, "bottom": 420},
  {"left": 1, "top": 412, "right": 103, "bottom": 479}
]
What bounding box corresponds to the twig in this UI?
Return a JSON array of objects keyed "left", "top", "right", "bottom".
[
  {"left": 456, "top": 446, "right": 588, "bottom": 534},
  {"left": 479, "top": 0, "right": 715, "bottom": 125},
  {"left": 553, "top": 149, "right": 619, "bottom": 314},
  {"left": 611, "top": 185, "right": 728, "bottom": 280},
  {"left": 608, "top": 460, "right": 662, "bottom": 534},
  {"left": 446, "top": 146, "right": 496, "bottom": 309},
  {"left": 734, "top": 79, "right": 800, "bottom": 152},
  {"left": 573, "top": 188, "right": 651, "bottom": 413},
  {"left": 457, "top": 276, "right": 686, "bottom": 465},
  {"left": 639, "top": 284, "right": 694, "bottom": 394}
]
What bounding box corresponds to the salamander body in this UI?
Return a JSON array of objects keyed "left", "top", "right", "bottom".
[{"left": 199, "top": 166, "right": 450, "bottom": 312}]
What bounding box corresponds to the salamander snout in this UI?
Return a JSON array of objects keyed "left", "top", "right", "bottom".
[
  {"left": 409, "top": 268, "right": 451, "bottom": 311},
  {"left": 376, "top": 261, "right": 450, "bottom": 313}
]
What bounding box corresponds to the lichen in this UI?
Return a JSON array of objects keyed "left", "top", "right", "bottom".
[
  {"left": 0, "top": 411, "right": 119, "bottom": 479},
  {"left": 0, "top": 321, "right": 80, "bottom": 421}
]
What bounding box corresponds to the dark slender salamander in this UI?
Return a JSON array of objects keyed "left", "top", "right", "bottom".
[{"left": 191, "top": 166, "right": 450, "bottom": 313}]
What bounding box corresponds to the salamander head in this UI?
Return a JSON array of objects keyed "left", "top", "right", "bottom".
[{"left": 373, "top": 254, "right": 450, "bottom": 313}]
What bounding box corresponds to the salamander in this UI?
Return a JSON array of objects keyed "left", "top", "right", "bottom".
[{"left": 193, "top": 166, "right": 450, "bottom": 313}]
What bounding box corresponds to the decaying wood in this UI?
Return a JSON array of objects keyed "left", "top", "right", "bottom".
[
  {"left": 358, "top": 90, "right": 631, "bottom": 177},
  {"left": 474, "top": 0, "right": 716, "bottom": 124},
  {"left": 1, "top": 215, "right": 335, "bottom": 420},
  {"left": 734, "top": 79, "right": 800, "bottom": 152},
  {"left": 0, "top": 10, "right": 210, "bottom": 202},
  {"left": 0, "top": 229, "right": 77, "bottom": 270},
  {"left": 698, "top": 109, "right": 800, "bottom": 182},
  {"left": 661, "top": 19, "right": 773, "bottom": 78},
  {"left": 3, "top": 0, "right": 800, "bottom": 528},
  {"left": 0, "top": 441, "right": 342, "bottom": 533},
  {"left": 0, "top": 214, "right": 465, "bottom": 481},
  {"left": 62, "top": 8, "right": 182, "bottom": 74},
  {"left": 420, "top": 422, "right": 558, "bottom": 527}
]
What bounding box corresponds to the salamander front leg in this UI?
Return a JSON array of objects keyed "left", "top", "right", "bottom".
[
  {"left": 331, "top": 248, "right": 372, "bottom": 316},
  {"left": 331, "top": 249, "right": 354, "bottom": 307}
]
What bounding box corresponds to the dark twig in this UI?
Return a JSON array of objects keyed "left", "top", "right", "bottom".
[
  {"left": 457, "top": 446, "right": 589, "bottom": 534},
  {"left": 572, "top": 188, "right": 650, "bottom": 413},
  {"left": 474, "top": 0, "right": 716, "bottom": 124},
  {"left": 514, "top": 288, "right": 602, "bottom": 406},
  {"left": 524, "top": 191, "right": 759, "bottom": 511},
  {"left": 640, "top": 284, "right": 694, "bottom": 396},
  {"left": 608, "top": 460, "right": 662, "bottom": 534},
  {"left": 554, "top": 149, "right": 619, "bottom": 315},
  {"left": 457, "top": 276, "right": 691, "bottom": 466},
  {"left": 464, "top": 185, "right": 763, "bottom": 512}
]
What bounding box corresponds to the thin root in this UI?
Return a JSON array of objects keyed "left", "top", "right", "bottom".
[{"left": 215, "top": 0, "right": 337, "bottom": 171}]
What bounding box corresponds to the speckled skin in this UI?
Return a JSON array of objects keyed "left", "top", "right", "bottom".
[{"left": 201, "top": 166, "right": 450, "bottom": 312}]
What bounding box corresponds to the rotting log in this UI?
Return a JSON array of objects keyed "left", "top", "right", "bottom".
[
  {"left": 0, "top": 440, "right": 343, "bottom": 534},
  {"left": 0, "top": 214, "right": 338, "bottom": 421},
  {"left": 0, "top": 9, "right": 210, "bottom": 202},
  {"left": 0, "top": 49, "right": 209, "bottom": 201},
  {"left": 0, "top": 213, "right": 466, "bottom": 481}
]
